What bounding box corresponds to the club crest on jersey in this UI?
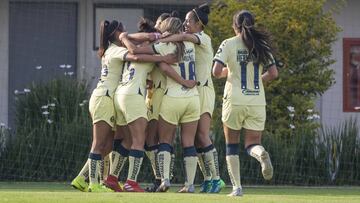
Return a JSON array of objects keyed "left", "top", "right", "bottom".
[{"left": 237, "top": 49, "right": 248, "bottom": 63}]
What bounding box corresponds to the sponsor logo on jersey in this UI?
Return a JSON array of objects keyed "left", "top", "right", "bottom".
[{"left": 242, "top": 89, "right": 260, "bottom": 95}]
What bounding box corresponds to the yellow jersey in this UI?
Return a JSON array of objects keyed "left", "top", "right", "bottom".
[
  {"left": 152, "top": 41, "right": 198, "bottom": 97},
  {"left": 150, "top": 66, "right": 166, "bottom": 90},
  {"left": 116, "top": 61, "right": 154, "bottom": 96},
  {"left": 214, "top": 36, "right": 275, "bottom": 105},
  {"left": 194, "top": 31, "right": 214, "bottom": 88},
  {"left": 93, "top": 43, "right": 128, "bottom": 97}
]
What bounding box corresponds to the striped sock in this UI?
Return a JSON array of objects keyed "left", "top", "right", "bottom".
[
  {"left": 203, "top": 144, "right": 220, "bottom": 180},
  {"left": 127, "top": 150, "right": 144, "bottom": 182},
  {"left": 88, "top": 153, "right": 101, "bottom": 185},
  {"left": 109, "top": 140, "right": 129, "bottom": 178},
  {"left": 145, "top": 144, "right": 159, "bottom": 180},
  {"left": 157, "top": 143, "right": 172, "bottom": 181},
  {"left": 78, "top": 160, "right": 89, "bottom": 179},
  {"left": 197, "top": 148, "right": 211, "bottom": 181}
]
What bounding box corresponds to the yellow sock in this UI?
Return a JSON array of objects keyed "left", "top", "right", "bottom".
[
  {"left": 157, "top": 150, "right": 171, "bottom": 180},
  {"left": 226, "top": 155, "right": 242, "bottom": 189},
  {"left": 145, "top": 147, "right": 159, "bottom": 179},
  {"left": 78, "top": 160, "right": 89, "bottom": 179},
  {"left": 99, "top": 154, "right": 110, "bottom": 184},
  {"left": 184, "top": 146, "right": 198, "bottom": 186},
  {"left": 203, "top": 147, "right": 220, "bottom": 180},
  {"left": 127, "top": 150, "right": 144, "bottom": 182},
  {"left": 88, "top": 153, "right": 101, "bottom": 185},
  {"left": 109, "top": 151, "right": 128, "bottom": 178},
  {"left": 248, "top": 145, "right": 266, "bottom": 162},
  {"left": 197, "top": 151, "right": 212, "bottom": 181}
]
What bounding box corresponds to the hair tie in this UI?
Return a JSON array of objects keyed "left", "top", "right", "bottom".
[
  {"left": 109, "top": 21, "right": 120, "bottom": 37},
  {"left": 192, "top": 9, "right": 205, "bottom": 27}
]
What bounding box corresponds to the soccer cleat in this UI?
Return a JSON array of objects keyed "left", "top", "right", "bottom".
[
  {"left": 71, "top": 176, "right": 88, "bottom": 192},
  {"left": 227, "top": 187, "right": 243, "bottom": 197},
  {"left": 199, "top": 180, "right": 212, "bottom": 193},
  {"left": 104, "top": 175, "right": 123, "bottom": 192},
  {"left": 208, "top": 179, "right": 225, "bottom": 193},
  {"left": 145, "top": 179, "right": 161, "bottom": 192},
  {"left": 260, "top": 151, "right": 273, "bottom": 180},
  {"left": 178, "top": 184, "right": 195, "bottom": 193},
  {"left": 156, "top": 179, "right": 170, "bottom": 192},
  {"left": 124, "top": 179, "right": 145, "bottom": 192},
  {"left": 88, "top": 183, "right": 113, "bottom": 192}
]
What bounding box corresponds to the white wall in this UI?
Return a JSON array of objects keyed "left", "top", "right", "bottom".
[
  {"left": 0, "top": 0, "right": 208, "bottom": 125},
  {"left": 0, "top": 1, "right": 9, "bottom": 127},
  {"left": 320, "top": 0, "right": 360, "bottom": 128}
]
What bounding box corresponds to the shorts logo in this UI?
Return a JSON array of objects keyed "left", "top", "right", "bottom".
[{"left": 110, "top": 116, "right": 115, "bottom": 123}]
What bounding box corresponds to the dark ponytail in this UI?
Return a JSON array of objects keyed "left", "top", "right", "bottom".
[
  {"left": 192, "top": 3, "right": 210, "bottom": 27},
  {"left": 234, "top": 10, "right": 273, "bottom": 65},
  {"left": 97, "top": 20, "right": 124, "bottom": 58}
]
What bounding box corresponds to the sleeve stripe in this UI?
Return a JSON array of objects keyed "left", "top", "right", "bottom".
[
  {"left": 123, "top": 51, "right": 129, "bottom": 61},
  {"left": 194, "top": 34, "right": 201, "bottom": 45},
  {"left": 213, "top": 59, "right": 226, "bottom": 67},
  {"left": 152, "top": 44, "right": 159, "bottom": 54},
  {"left": 265, "top": 62, "right": 275, "bottom": 69}
]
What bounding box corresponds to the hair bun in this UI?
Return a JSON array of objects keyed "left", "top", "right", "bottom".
[
  {"left": 198, "top": 3, "right": 210, "bottom": 15},
  {"left": 170, "top": 10, "right": 179, "bottom": 18}
]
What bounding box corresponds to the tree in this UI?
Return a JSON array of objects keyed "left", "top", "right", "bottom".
[{"left": 207, "top": 0, "right": 341, "bottom": 138}]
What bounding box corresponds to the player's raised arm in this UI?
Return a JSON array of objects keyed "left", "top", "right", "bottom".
[{"left": 159, "top": 33, "right": 200, "bottom": 44}]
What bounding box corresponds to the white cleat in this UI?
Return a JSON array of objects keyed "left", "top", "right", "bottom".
[{"left": 227, "top": 187, "right": 243, "bottom": 197}]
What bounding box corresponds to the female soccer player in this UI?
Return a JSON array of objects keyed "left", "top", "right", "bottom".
[
  {"left": 122, "top": 17, "right": 199, "bottom": 193},
  {"left": 73, "top": 19, "right": 180, "bottom": 193},
  {"left": 104, "top": 18, "right": 196, "bottom": 192},
  {"left": 158, "top": 3, "right": 224, "bottom": 193},
  {"left": 212, "top": 10, "right": 278, "bottom": 196}
]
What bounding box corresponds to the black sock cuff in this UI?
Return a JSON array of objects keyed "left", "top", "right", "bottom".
[
  {"left": 202, "top": 144, "right": 215, "bottom": 153},
  {"left": 226, "top": 144, "right": 239, "bottom": 155},
  {"left": 129, "top": 149, "right": 144, "bottom": 158},
  {"left": 183, "top": 146, "right": 197, "bottom": 157},
  {"left": 158, "top": 143, "right": 172, "bottom": 153},
  {"left": 89, "top": 153, "right": 101, "bottom": 160}
]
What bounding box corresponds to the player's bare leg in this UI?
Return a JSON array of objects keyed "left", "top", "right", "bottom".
[{"left": 244, "top": 129, "right": 273, "bottom": 180}]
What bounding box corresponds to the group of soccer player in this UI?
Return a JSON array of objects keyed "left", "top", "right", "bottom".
[{"left": 70, "top": 3, "right": 278, "bottom": 197}]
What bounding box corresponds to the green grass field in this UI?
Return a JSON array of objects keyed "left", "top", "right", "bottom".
[{"left": 0, "top": 182, "right": 359, "bottom": 203}]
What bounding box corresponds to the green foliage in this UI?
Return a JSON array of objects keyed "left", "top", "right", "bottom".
[
  {"left": 0, "top": 78, "right": 92, "bottom": 180},
  {"left": 207, "top": 0, "right": 341, "bottom": 136}
]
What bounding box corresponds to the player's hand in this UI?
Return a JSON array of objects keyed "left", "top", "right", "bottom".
[
  {"left": 182, "top": 80, "right": 197, "bottom": 88},
  {"left": 119, "top": 32, "right": 128, "bottom": 41},
  {"left": 146, "top": 79, "right": 153, "bottom": 89},
  {"left": 162, "top": 54, "right": 177, "bottom": 64},
  {"left": 161, "top": 31, "right": 172, "bottom": 39}
]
